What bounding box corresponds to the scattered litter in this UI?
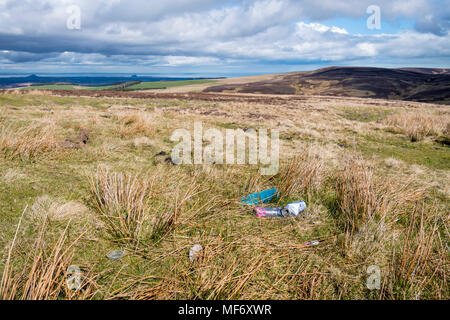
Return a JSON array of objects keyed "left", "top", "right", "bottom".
[
  {"left": 254, "top": 206, "right": 287, "bottom": 218},
  {"left": 107, "top": 250, "right": 124, "bottom": 261},
  {"left": 283, "top": 201, "right": 307, "bottom": 216},
  {"left": 304, "top": 240, "right": 319, "bottom": 247},
  {"left": 239, "top": 188, "right": 278, "bottom": 206},
  {"left": 254, "top": 200, "right": 306, "bottom": 218},
  {"left": 189, "top": 244, "right": 203, "bottom": 262}
]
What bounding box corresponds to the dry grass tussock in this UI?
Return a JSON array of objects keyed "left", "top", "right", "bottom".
[
  {"left": 111, "top": 237, "right": 272, "bottom": 300},
  {"left": 115, "top": 111, "right": 155, "bottom": 138},
  {"left": 335, "top": 157, "right": 426, "bottom": 233},
  {"left": 329, "top": 157, "right": 446, "bottom": 299},
  {"left": 384, "top": 112, "right": 450, "bottom": 142},
  {"left": 334, "top": 157, "right": 428, "bottom": 264},
  {"left": 275, "top": 146, "right": 324, "bottom": 201},
  {"left": 177, "top": 240, "right": 270, "bottom": 300},
  {"left": 0, "top": 123, "right": 57, "bottom": 160},
  {"left": 88, "top": 165, "right": 204, "bottom": 245},
  {"left": 88, "top": 166, "right": 153, "bottom": 243},
  {"left": 0, "top": 206, "right": 98, "bottom": 300},
  {"left": 381, "top": 203, "right": 447, "bottom": 299},
  {"left": 30, "top": 195, "right": 88, "bottom": 221}
]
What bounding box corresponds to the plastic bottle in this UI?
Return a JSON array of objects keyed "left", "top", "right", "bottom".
[
  {"left": 254, "top": 206, "right": 289, "bottom": 217},
  {"left": 254, "top": 201, "right": 306, "bottom": 218}
]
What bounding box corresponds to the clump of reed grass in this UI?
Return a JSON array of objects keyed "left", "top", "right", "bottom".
[
  {"left": 382, "top": 203, "right": 446, "bottom": 299},
  {"left": 275, "top": 147, "right": 324, "bottom": 201},
  {"left": 335, "top": 157, "right": 424, "bottom": 233},
  {"left": 88, "top": 166, "right": 152, "bottom": 244},
  {"left": 0, "top": 206, "right": 96, "bottom": 300},
  {"left": 0, "top": 123, "right": 57, "bottom": 160},
  {"left": 88, "top": 165, "right": 204, "bottom": 245},
  {"left": 384, "top": 112, "right": 449, "bottom": 142},
  {"left": 334, "top": 157, "right": 426, "bottom": 262},
  {"left": 167, "top": 239, "right": 269, "bottom": 300},
  {"left": 116, "top": 111, "right": 155, "bottom": 138},
  {"left": 150, "top": 182, "right": 201, "bottom": 242}
]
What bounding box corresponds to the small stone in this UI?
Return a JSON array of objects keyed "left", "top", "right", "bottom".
[{"left": 107, "top": 250, "right": 124, "bottom": 261}]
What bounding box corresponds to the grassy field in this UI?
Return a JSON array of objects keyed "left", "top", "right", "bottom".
[
  {"left": 0, "top": 91, "right": 448, "bottom": 300},
  {"left": 21, "top": 84, "right": 82, "bottom": 90},
  {"left": 21, "top": 84, "right": 117, "bottom": 91},
  {"left": 124, "top": 79, "right": 217, "bottom": 90},
  {"left": 19, "top": 79, "right": 217, "bottom": 92}
]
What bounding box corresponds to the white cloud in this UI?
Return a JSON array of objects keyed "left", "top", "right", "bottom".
[
  {"left": 357, "top": 42, "right": 377, "bottom": 56},
  {"left": 161, "top": 56, "right": 222, "bottom": 66},
  {"left": 0, "top": 0, "right": 448, "bottom": 70},
  {"left": 296, "top": 22, "right": 349, "bottom": 34}
]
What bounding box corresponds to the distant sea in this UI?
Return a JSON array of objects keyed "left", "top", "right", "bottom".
[{"left": 0, "top": 73, "right": 226, "bottom": 89}]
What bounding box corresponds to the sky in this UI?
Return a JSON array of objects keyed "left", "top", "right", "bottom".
[{"left": 0, "top": 0, "right": 449, "bottom": 76}]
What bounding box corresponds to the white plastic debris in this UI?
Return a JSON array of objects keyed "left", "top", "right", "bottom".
[
  {"left": 107, "top": 250, "right": 124, "bottom": 261},
  {"left": 189, "top": 244, "right": 203, "bottom": 262},
  {"left": 284, "top": 201, "right": 307, "bottom": 217},
  {"left": 306, "top": 240, "right": 320, "bottom": 247}
]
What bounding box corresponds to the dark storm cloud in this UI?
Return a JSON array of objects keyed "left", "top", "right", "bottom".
[{"left": 0, "top": 51, "right": 58, "bottom": 63}]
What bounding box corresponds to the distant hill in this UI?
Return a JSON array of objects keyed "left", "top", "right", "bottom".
[
  {"left": 396, "top": 68, "right": 450, "bottom": 75},
  {"left": 204, "top": 66, "right": 450, "bottom": 104}
]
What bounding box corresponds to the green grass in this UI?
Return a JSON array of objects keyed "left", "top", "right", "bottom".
[
  {"left": 21, "top": 84, "right": 117, "bottom": 91},
  {"left": 0, "top": 93, "right": 447, "bottom": 300},
  {"left": 0, "top": 93, "right": 171, "bottom": 109},
  {"left": 124, "top": 79, "right": 217, "bottom": 90},
  {"left": 358, "top": 133, "right": 450, "bottom": 170},
  {"left": 216, "top": 122, "right": 248, "bottom": 130},
  {"left": 84, "top": 85, "right": 118, "bottom": 91},
  {"left": 341, "top": 107, "right": 395, "bottom": 123},
  {"left": 21, "top": 85, "right": 81, "bottom": 90},
  {"left": 18, "top": 79, "right": 217, "bottom": 91}
]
